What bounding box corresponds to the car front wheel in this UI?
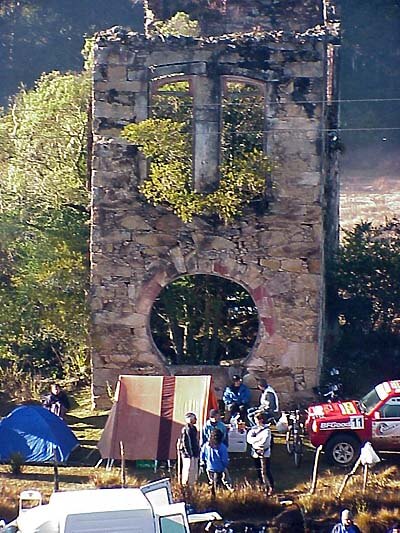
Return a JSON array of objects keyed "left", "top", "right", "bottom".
[{"left": 325, "top": 434, "right": 360, "bottom": 467}]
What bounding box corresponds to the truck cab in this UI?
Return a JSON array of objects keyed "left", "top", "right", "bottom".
[{"left": 306, "top": 380, "right": 400, "bottom": 467}]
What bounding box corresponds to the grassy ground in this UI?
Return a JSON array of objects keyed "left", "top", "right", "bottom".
[{"left": 0, "top": 387, "right": 399, "bottom": 532}]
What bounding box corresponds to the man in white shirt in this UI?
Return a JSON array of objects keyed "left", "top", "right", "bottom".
[{"left": 248, "top": 378, "right": 279, "bottom": 426}]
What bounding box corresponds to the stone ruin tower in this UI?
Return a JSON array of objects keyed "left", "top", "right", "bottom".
[{"left": 90, "top": 0, "right": 340, "bottom": 407}]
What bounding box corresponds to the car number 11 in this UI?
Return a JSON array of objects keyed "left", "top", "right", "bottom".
[{"left": 350, "top": 416, "right": 364, "bottom": 429}]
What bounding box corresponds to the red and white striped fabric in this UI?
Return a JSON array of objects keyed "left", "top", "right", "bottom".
[{"left": 98, "top": 375, "right": 218, "bottom": 460}]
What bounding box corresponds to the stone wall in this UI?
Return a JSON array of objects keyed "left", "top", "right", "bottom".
[
  {"left": 144, "top": 0, "right": 340, "bottom": 35},
  {"left": 90, "top": 24, "right": 340, "bottom": 408}
]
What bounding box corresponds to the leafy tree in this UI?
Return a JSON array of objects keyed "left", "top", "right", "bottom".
[
  {"left": 122, "top": 117, "right": 271, "bottom": 223},
  {"left": 146, "top": 10, "right": 200, "bottom": 37},
  {"left": 221, "top": 82, "right": 265, "bottom": 166},
  {"left": 326, "top": 219, "right": 400, "bottom": 391},
  {"left": 151, "top": 275, "right": 258, "bottom": 365},
  {"left": 0, "top": 68, "right": 90, "bottom": 379}
]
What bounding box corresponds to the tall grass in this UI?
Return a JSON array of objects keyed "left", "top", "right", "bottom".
[
  {"left": 0, "top": 462, "right": 399, "bottom": 530},
  {"left": 298, "top": 464, "right": 400, "bottom": 532}
]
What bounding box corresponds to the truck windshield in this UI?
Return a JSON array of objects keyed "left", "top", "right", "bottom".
[{"left": 360, "top": 388, "right": 381, "bottom": 414}]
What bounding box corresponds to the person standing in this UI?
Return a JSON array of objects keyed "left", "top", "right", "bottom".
[
  {"left": 246, "top": 412, "right": 274, "bottom": 495},
  {"left": 248, "top": 378, "right": 280, "bottom": 426},
  {"left": 331, "top": 509, "right": 362, "bottom": 533},
  {"left": 202, "top": 409, "right": 228, "bottom": 446},
  {"left": 200, "top": 429, "right": 229, "bottom": 498},
  {"left": 222, "top": 375, "right": 251, "bottom": 422},
  {"left": 179, "top": 412, "right": 200, "bottom": 487},
  {"left": 202, "top": 409, "right": 233, "bottom": 491}
]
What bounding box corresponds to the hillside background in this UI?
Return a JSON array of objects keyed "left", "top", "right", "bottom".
[{"left": 0, "top": 0, "right": 399, "bottom": 228}]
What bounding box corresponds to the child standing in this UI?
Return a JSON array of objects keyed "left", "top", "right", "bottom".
[{"left": 200, "top": 429, "right": 229, "bottom": 497}]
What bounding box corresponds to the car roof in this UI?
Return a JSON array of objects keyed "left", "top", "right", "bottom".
[
  {"left": 377, "top": 380, "right": 400, "bottom": 398},
  {"left": 49, "top": 488, "right": 152, "bottom": 512}
]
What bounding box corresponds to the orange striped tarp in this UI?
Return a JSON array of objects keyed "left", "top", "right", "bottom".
[{"left": 97, "top": 375, "right": 218, "bottom": 460}]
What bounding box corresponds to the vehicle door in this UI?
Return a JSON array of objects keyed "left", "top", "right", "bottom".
[
  {"left": 156, "top": 502, "right": 190, "bottom": 533},
  {"left": 140, "top": 479, "right": 173, "bottom": 508},
  {"left": 371, "top": 396, "right": 400, "bottom": 450}
]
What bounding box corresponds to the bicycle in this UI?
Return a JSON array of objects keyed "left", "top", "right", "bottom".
[{"left": 285, "top": 409, "right": 305, "bottom": 468}]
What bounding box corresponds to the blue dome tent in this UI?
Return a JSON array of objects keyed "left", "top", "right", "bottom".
[{"left": 0, "top": 405, "right": 78, "bottom": 463}]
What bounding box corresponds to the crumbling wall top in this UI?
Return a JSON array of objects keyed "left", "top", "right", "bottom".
[
  {"left": 143, "top": 0, "right": 340, "bottom": 36},
  {"left": 95, "top": 23, "right": 339, "bottom": 50}
]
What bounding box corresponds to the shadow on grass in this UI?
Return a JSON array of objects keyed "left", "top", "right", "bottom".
[
  {"left": 68, "top": 446, "right": 100, "bottom": 466},
  {"left": 1, "top": 471, "right": 91, "bottom": 484},
  {"left": 66, "top": 414, "right": 108, "bottom": 429}
]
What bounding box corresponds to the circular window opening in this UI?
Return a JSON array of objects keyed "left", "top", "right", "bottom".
[{"left": 150, "top": 274, "right": 259, "bottom": 365}]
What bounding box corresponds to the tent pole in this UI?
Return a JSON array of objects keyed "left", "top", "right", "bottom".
[{"left": 120, "top": 441, "right": 126, "bottom": 488}]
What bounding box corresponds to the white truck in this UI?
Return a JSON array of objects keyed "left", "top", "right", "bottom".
[{"left": 1, "top": 480, "right": 221, "bottom": 533}]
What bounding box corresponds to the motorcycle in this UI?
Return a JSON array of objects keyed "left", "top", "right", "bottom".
[{"left": 312, "top": 367, "right": 344, "bottom": 403}]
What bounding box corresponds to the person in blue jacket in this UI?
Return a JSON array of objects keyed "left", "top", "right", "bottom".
[
  {"left": 202, "top": 409, "right": 228, "bottom": 446},
  {"left": 222, "top": 375, "right": 251, "bottom": 422},
  {"left": 200, "top": 428, "right": 229, "bottom": 497},
  {"left": 201, "top": 409, "right": 233, "bottom": 491}
]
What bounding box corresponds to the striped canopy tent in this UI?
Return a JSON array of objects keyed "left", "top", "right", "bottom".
[{"left": 97, "top": 375, "right": 218, "bottom": 461}]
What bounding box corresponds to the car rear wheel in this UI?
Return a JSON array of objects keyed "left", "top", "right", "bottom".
[{"left": 325, "top": 434, "right": 360, "bottom": 468}]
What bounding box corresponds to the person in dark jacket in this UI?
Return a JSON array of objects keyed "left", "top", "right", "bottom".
[
  {"left": 42, "top": 383, "right": 70, "bottom": 420},
  {"left": 222, "top": 375, "right": 251, "bottom": 422},
  {"left": 200, "top": 428, "right": 229, "bottom": 497},
  {"left": 331, "top": 510, "right": 362, "bottom": 533},
  {"left": 179, "top": 412, "right": 200, "bottom": 486}
]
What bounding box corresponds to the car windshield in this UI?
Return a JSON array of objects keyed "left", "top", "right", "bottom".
[{"left": 359, "top": 388, "right": 381, "bottom": 414}]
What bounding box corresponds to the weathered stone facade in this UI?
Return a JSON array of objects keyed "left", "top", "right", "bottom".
[
  {"left": 90, "top": 1, "right": 340, "bottom": 408},
  {"left": 144, "top": 0, "right": 339, "bottom": 36}
]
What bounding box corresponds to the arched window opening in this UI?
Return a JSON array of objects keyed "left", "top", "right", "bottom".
[
  {"left": 151, "top": 77, "right": 194, "bottom": 167},
  {"left": 152, "top": 77, "right": 193, "bottom": 126},
  {"left": 150, "top": 274, "right": 259, "bottom": 365},
  {"left": 222, "top": 78, "right": 266, "bottom": 167}
]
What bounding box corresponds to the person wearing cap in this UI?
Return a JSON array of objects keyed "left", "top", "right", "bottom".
[
  {"left": 222, "top": 375, "right": 251, "bottom": 422},
  {"left": 247, "top": 378, "right": 280, "bottom": 426},
  {"left": 179, "top": 412, "right": 200, "bottom": 486},
  {"left": 202, "top": 409, "right": 228, "bottom": 446},
  {"left": 331, "top": 509, "right": 361, "bottom": 533}
]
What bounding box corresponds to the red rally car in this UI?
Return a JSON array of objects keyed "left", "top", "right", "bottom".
[{"left": 306, "top": 380, "right": 400, "bottom": 467}]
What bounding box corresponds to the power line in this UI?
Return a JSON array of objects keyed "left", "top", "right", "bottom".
[
  {"left": 149, "top": 98, "right": 400, "bottom": 108},
  {"left": 5, "top": 96, "right": 400, "bottom": 112},
  {"left": 4, "top": 126, "right": 400, "bottom": 140}
]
